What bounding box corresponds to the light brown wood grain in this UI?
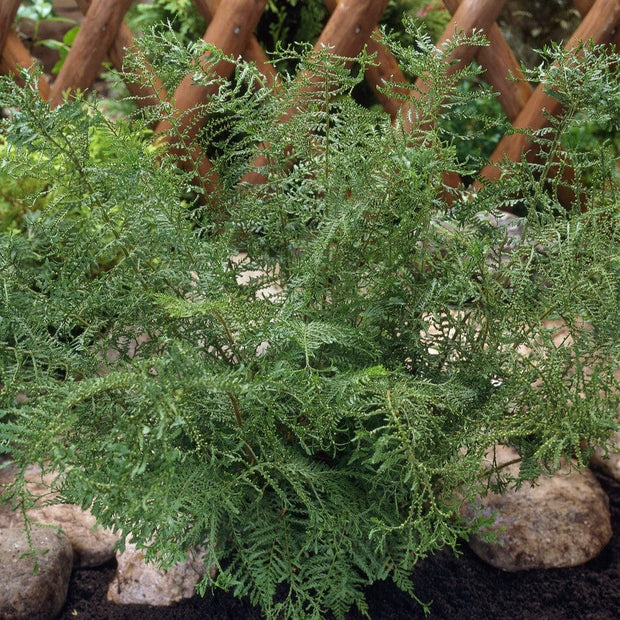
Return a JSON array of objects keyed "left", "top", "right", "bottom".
[
  {"left": 478, "top": 0, "right": 620, "bottom": 185},
  {"left": 0, "top": 29, "right": 51, "bottom": 99},
  {"left": 0, "top": 0, "right": 21, "bottom": 57},
  {"left": 49, "top": 0, "right": 135, "bottom": 107},
  {"left": 241, "top": 0, "right": 391, "bottom": 185}
]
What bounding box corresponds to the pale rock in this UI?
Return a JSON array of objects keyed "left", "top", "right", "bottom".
[
  {"left": 0, "top": 461, "right": 52, "bottom": 529},
  {"left": 27, "top": 503, "right": 119, "bottom": 567},
  {"left": 0, "top": 526, "right": 73, "bottom": 620},
  {"left": 591, "top": 428, "right": 620, "bottom": 482},
  {"left": 230, "top": 252, "right": 283, "bottom": 301},
  {"left": 462, "top": 445, "right": 612, "bottom": 571},
  {"left": 107, "top": 542, "right": 207, "bottom": 605},
  {"left": 1, "top": 461, "right": 119, "bottom": 567},
  {"left": 0, "top": 504, "right": 20, "bottom": 529}
]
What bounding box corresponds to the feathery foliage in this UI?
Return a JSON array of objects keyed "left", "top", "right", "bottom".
[{"left": 1, "top": 25, "right": 619, "bottom": 619}]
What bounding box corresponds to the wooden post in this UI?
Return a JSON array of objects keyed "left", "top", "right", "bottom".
[
  {"left": 442, "top": 0, "right": 531, "bottom": 122},
  {"left": 73, "top": 0, "right": 166, "bottom": 110},
  {"left": 574, "top": 0, "right": 620, "bottom": 45},
  {"left": 391, "top": 0, "right": 506, "bottom": 195},
  {"left": 196, "top": 0, "right": 278, "bottom": 87},
  {"left": 401, "top": 0, "right": 507, "bottom": 132},
  {"left": 49, "top": 0, "right": 135, "bottom": 107},
  {"left": 323, "top": 0, "right": 410, "bottom": 120},
  {"left": 312, "top": 0, "right": 391, "bottom": 60},
  {"left": 478, "top": 0, "right": 620, "bottom": 186},
  {"left": 0, "top": 0, "right": 21, "bottom": 57},
  {"left": 241, "top": 0, "right": 391, "bottom": 185},
  {"left": 154, "top": 0, "right": 268, "bottom": 188},
  {"left": 0, "top": 30, "right": 51, "bottom": 99}
]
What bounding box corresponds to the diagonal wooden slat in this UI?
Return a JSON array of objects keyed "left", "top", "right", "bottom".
[
  {"left": 311, "top": 0, "right": 391, "bottom": 60},
  {"left": 442, "top": 0, "right": 614, "bottom": 207},
  {"left": 197, "top": 0, "right": 278, "bottom": 87},
  {"left": 0, "top": 0, "right": 21, "bottom": 57},
  {"left": 442, "top": 0, "right": 531, "bottom": 122},
  {"left": 391, "top": 0, "right": 508, "bottom": 196},
  {"left": 73, "top": 0, "right": 165, "bottom": 109},
  {"left": 402, "top": 0, "right": 508, "bottom": 132},
  {"left": 478, "top": 0, "right": 620, "bottom": 187},
  {"left": 0, "top": 29, "right": 50, "bottom": 99},
  {"left": 323, "top": 0, "right": 410, "bottom": 120},
  {"left": 49, "top": 0, "right": 135, "bottom": 107},
  {"left": 575, "top": 0, "right": 620, "bottom": 45},
  {"left": 241, "top": 0, "right": 391, "bottom": 185},
  {"left": 326, "top": 0, "right": 523, "bottom": 124},
  {"left": 153, "top": 0, "right": 269, "bottom": 186}
]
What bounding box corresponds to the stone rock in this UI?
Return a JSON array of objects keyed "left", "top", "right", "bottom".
[
  {"left": 462, "top": 445, "right": 612, "bottom": 571},
  {"left": 0, "top": 526, "right": 73, "bottom": 620},
  {"left": 107, "top": 543, "right": 207, "bottom": 606},
  {"left": 1, "top": 461, "right": 119, "bottom": 567},
  {"left": 0, "top": 461, "right": 51, "bottom": 529},
  {"left": 591, "top": 429, "right": 620, "bottom": 482},
  {"left": 28, "top": 503, "right": 119, "bottom": 568}
]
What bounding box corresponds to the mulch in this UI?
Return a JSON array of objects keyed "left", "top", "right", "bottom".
[{"left": 58, "top": 470, "right": 620, "bottom": 620}]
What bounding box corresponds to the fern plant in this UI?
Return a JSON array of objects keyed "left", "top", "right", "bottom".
[{"left": 0, "top": 26, "right": 618, "bottom": 619}]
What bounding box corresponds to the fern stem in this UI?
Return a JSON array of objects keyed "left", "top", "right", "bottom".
[
  {"left": 212, "top": 308, "right": 244, "bottom": 364},
  {"left": 227, "top": 390, "right": 244, "bottom": 428},
  {"left": 226, "top": 391, "right": 257, "bottom": 466}
]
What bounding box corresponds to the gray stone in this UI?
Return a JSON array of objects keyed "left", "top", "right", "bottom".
[
  {"left": 0, "top": 526, "right": 73, "bottom": 620},
  {"left": 107, "top": 542, "right": 207, "bottom": 606},
  {"left": 1, "top": 462, "right": 118, "bottom": 567},
  {"left": 591, "top": 429, "right": 620, "bottom": 482},
  {"left": 28, "top": 503, "right": 119, "bottom": 568},
  {"left": 462, "top": 445, "right": 612, "bottom": 571}
]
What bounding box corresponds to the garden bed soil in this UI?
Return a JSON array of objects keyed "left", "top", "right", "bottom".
[{"left": 59, "top": 471, "right": 620, "bottom": 620}]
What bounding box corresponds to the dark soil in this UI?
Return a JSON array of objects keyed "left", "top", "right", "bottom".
[{"left": 59, "top": 471, "right": 620, "bottom": 620}]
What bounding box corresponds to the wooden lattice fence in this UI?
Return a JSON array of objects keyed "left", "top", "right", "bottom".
[{"left": 1, "top": 0, "right": 619, "bottom": 205}]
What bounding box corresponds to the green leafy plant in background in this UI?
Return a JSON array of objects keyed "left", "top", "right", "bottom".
[
  {"left": 16, "top": 0, "right": 54, "bottom": 22},
  {"left": 45, "top": 24, "right": 81, "bottom": 74},
  {"left": 258, "top": 0, "right": 327, "bottom": 51},
  {"left": 14, "top": 0, "right": 80, "bottom": 75},
  {"left": 0, "top": 24, "right": 619, "bottom": 620},
  {"left": 127, "top": 0, "right": 206, "bottom": 43}
]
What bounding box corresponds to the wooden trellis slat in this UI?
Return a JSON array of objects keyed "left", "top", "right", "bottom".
[
  {"left": 73, "top": 0, "right": 165, "bottom": 109},
  {"left": 443, "top": 0, "right": 531, "bottom": 123},
  {"left": 153, "top": 0, "right": 269, "bottom": 188},
  {"left": 49, "top": 0, "right": 134, "bottom": 107},
  {"left": 478, "top": 0, "right": 620, "bottom": 187},
  {"left": 196, "top": 0, "right": 278, "bottom": 87},
  {"left": 0, "top": 0, "right": 618, "bottom": 205},
  {"left": 0, "top": 29, "right": 51, "bottom": 98},
  {"left": 412, "top": 0, "right": 508, "bottom": 101},
  {"left": 576, "top": 0, "right": 620, "bottom": 45},
  {"left": 0, "top": 0, "right": 21, "bottom": 56},
  {"left": 396, "top": 0, "right": 509, "bottom": 194},
  {"left": 0, "top": 0, "right": 50, "bottom": 98},
  {"left": 240, "top": 0, "right": 392, "bottom": 186},
  {"left": 323, "top": 0, "right": 410, "bottom": 120},
  {"left": 310, "top": 0, "right": 390, "bottom": 60}
]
